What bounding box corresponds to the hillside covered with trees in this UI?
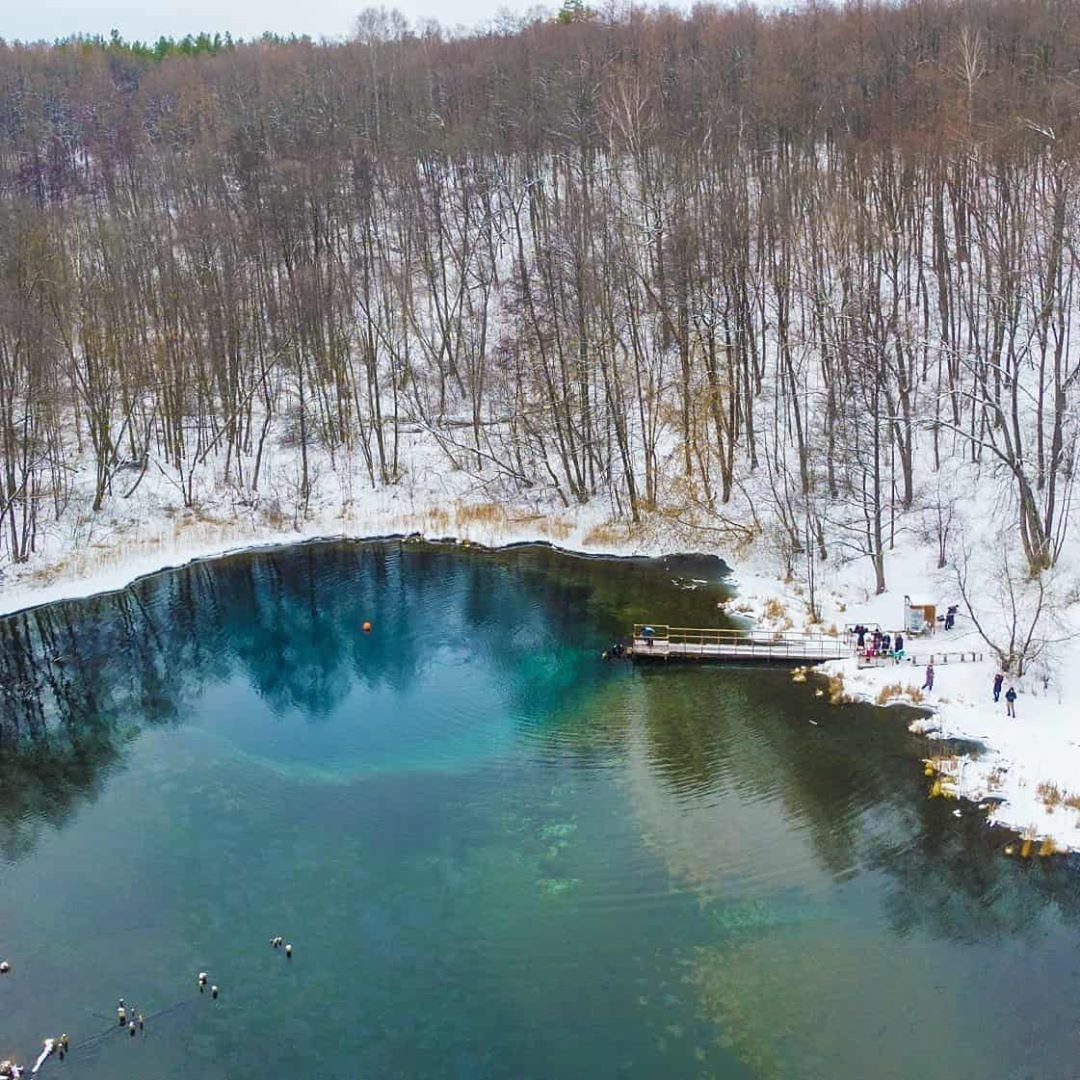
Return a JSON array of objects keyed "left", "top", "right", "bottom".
[{"left": 1, "top": 0, "right": 1079, "bottom": 617}]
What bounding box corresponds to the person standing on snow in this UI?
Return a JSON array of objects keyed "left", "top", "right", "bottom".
[
  {"left": 1005, "top": 685, "right": 1017, "bottom": 717},
  {"left": 921, "top": 661, "right": 935, "bottom": 692},
  {"left": 993, "top": 672, "right": 1004, "bottom": 702}
]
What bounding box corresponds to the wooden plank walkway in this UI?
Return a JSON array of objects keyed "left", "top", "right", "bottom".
[{"left": 628, "top": 624, "right": 852, "bottom": 664}]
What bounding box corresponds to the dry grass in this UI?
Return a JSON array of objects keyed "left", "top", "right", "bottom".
[
  {"left": 985, "top": 767, "right": 1007, "bottom": 792},
  {"left": 454, "top": 501, "right": 505, "bottom": 527},
  {"left": 926, "top": 754, "right": 961, "bottom": 774},
  {"left": 824, "top": 672, "right": 851, "bottom": 706},
  {"left": 188, "top": 504, "right": 230, "bottom": 527},
  {"left": 1038, "top": 782, "right": 1062, "bottom": 812},
  {"left": 874, "top": 682, "right": 924, "bottom": 706},
  {"left": 582, "top": 521, "right": 629, "bottom": 548},
  {"left": 875, "top": 682, "right": 903, "bottom": 705},
  {"left": 506, "top": 510, "right": 547, "bottom": 528},
  {"left": 539, "top": 516, "right": 573, "bottom": 541},
  {"left": 421, "top": 507, "right": 452, "bottom": 531},
  {"left": 1037, "top": 782, "right": 1080, "bottom": 812},
  {"left": 27, "top": 556, "right": 76, "bottom": 586},
  {"left": 762, "top": 597, "right": 787, "bottom": 622},
  {"left": 21, "top": 508, "right": 270, "bottom": 593}
]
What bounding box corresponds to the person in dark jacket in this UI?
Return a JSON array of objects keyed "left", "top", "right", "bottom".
[
  {"left": 1005, "top": 685, "right": 1017, "bottom": 717},
  {"left": 892, "top": 633, "right": 904, "bottom": 660},
  {"left": 993, "top": 672, "right": 1004, "bottom": 702},
  {"left": 921, "top": 662, "right": 935, "bottom": 692}
]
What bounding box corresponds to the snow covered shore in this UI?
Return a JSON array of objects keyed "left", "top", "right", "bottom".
[
  {"left": 728, "top": 545, "right": 1080, "bottom": 856},
  {"left": 0, "top": 437, "right": 649, "bottom": 619},
  {"left": 3, "top": 438, "right": 1080, "bottom": 856}
]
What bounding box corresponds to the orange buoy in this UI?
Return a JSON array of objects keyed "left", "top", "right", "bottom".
[{"left": 362, "top": 621, "right": 372, "bottom": 633}]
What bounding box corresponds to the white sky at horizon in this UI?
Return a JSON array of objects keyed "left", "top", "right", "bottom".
[{"left": 2, "top": 0, "right": 595, "bottom": 45}]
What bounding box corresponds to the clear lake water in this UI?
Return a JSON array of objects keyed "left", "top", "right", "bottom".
[{"left": 2, "top": 540, "right": 1080, "bottom": 1078}]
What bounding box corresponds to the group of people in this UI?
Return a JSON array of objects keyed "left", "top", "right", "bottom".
[
  {"left": 993, "top": 671, "right": 1019, "bottom": 717},
  {"left": 917, "top": 665, "right": 1019, "bottom": 712},
  {"left": 852, "top": 625, "right": 905, "bottom": 662}
]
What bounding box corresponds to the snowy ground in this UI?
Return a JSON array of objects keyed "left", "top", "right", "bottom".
[
  {"left": 3, "top": 435, "right": 1080, "bottom": 854},
  {"left": 0, "top": 434, "right": 651, "bottom": 618},
  {"left": 728, "top": 542, "right": 1080, "bottom": 855}
]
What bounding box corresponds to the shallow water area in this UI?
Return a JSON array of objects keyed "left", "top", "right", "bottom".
[{"left": 2, "top": 540, "right": 1080, "bottom": 1079}]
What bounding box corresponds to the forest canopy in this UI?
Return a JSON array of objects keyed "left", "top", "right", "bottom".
[{"left": 0, "top": 0, "right": 1078, "bottom": 604}]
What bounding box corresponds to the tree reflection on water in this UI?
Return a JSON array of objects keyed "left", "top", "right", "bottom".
[{"left": 1, "top": 538, "right": 1077, "bottom": 948}]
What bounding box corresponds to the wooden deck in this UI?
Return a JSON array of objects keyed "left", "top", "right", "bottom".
[{"left": 629, "top": 625, "right": 852, "bottom": 664}]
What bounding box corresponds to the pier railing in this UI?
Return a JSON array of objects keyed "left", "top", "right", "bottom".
[{"left": 631, "top": 624, "right": 851, "bottom": 661}]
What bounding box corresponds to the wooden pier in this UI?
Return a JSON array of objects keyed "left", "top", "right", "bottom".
[{"left": 629, "top": 625, "right": 853, "bottom": 665}]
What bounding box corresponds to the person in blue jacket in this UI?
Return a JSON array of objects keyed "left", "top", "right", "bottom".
[{"left": 1005, "top": 685, "right": 1017, "bottom": 717}]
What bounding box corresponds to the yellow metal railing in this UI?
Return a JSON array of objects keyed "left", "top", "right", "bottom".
[{"left": 631, "top": 624, "right": 851, "bottom": 660}]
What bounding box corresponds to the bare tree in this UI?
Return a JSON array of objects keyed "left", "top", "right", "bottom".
[{"left": 955, "top": 534, "right": 1073, "bottom": 676}]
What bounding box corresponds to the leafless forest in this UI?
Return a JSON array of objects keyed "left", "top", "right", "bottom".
[{"left": 2, "top": 0, "right": 1079, "bottom": 590}]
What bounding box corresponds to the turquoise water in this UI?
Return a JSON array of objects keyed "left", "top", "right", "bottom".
[{"left": 3, "top": 541, "right": 1080, "bottom": 1078}]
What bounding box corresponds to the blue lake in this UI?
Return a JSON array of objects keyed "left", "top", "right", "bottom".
[{"left": 2, "top": 540, "right": 1080, "bottom": 1078}]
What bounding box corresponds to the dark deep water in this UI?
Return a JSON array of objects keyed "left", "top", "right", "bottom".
[{"left": 3, "top": 540, "right": 1080, "bottom": 1079}]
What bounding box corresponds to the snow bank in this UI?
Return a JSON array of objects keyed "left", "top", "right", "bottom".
[
  {"left": 727, "top": 537, "right": 1080, "bottom": 854},
  {"left": 0, "top": 434, "right": 661, "bottom": 619},
  {"left": 827, "top": 644, "right": 1080, "bottom": 852}
]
